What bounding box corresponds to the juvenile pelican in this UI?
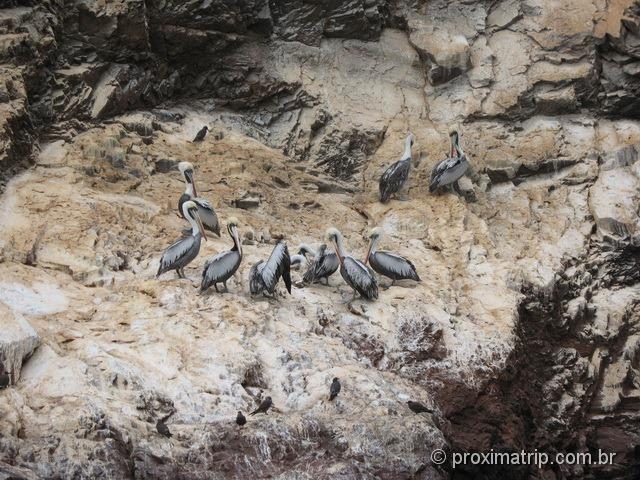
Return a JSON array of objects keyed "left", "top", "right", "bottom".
[
  {"left": 379, "top": 133, "right": 415, "bottom": 203},
  {"left": 326, "top": 228, "right": 378, "bottom": 301},
  {"left": 301, "top": 244, "right": 339, "bottom": 285},
  {"left": 365, "top": 227, "right": 420, "bottom": 284},
  {"left": 249, "top": 242, "right": 292, "bottom": 296},
  {"left": 429, "top": 131, "right": 469, "bottom": 194},
  {"left": 201, "top": 218, "right": 242, "bottom": 293},
  {"left": 178, "top": 162, "right": 220, "bottom": 236},
  {"left": 157, "top": 200, "right": 207, "bottom": 279}
]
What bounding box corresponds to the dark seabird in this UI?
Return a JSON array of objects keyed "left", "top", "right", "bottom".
[
  {"left": 178, "top": 161, "right": 220, "bottom": 237},
  {"left": 329, "top": 377, "right": 341, "bottom": 401},
  {"left": 236, "top": 411, "right": 247, "bottom": 426},
  {"left": 249, "top": 242, "right": 292, "bottom": 296},
  {"left": 429, "top": 131, "right": 470, "bottom": 194},
  {"left": 301, "top": 244, "right": 339, "bottom": 285},
  {"left": 201, "top": 218, "right": 243, "bottom": 293},
  {"left": 365, "top": 227, "right": 420, "bottom": 284},
  {"left": 250, "top": 396, "right": 272, "bottom": 415},
  {"left": 407, "top": 400, "right": 432, "bottom": 414},
  {"left": 326, "top": 228, "right": 378, "bottom": 301},
  {"left": 156, "top": 419, "right": 173, "bottom": 437},
  {"left": 379, "top": 133, "right": 415, "bottom": 203},
  {"left": 157, "top": 200, "right": 207, "bottom": 279},
  {"left": 192, "top": 125, "right": 209, "bottom": 142},
  {"left": 0, "top": 362, "right": 9, "bottom": 389}
]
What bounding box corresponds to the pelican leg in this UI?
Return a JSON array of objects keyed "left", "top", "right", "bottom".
[
  {"left": 214, "top": 284, "right": 219, "bottom": 293},
  {"left": 176, "top": 269, "right": 184, "bottom": 279},
  {"left": 223, "top": 281, "right": 228, "bottom": 292},
  {"left": 322, "top": 277, "right": 329, "bottom": 286},
  {"left": 452, "top": 181, "right": 462, "bottom": 196},
  {"left": 340, "top": 291, "right": 356, "bottom": 304}
]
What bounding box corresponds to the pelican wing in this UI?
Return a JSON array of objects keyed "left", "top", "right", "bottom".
[
  {"left": 261, "top": 242, "right": 291, "bottom": 293},
  {"left": 201, "top": 250, "right": 240, "bottom": 289},
  {"left": 193, "top": 197, "right": 220, "bottom": 236},
  {"left": 303, "top": 244, "right": 338, "bottom": 283},
  {"left": 429, "top": 155, "right": 469, "bottom": 191},
  {"left": 380, "top": 158, "right": 410, "bottom": 202},
  {"left": 249, "top": 260, "right": 265, "bottom": 294},
  {"left": 371, "top": 251, "right": 420, "bottom": 281},
  {"left": 342, "top": 256, "right": 378, "bottom": 300},
  {"left": 157, "top": 235, "right": 199, "bottom": 276}
]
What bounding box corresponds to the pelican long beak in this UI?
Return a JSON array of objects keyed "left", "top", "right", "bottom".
[
  {"left": 330, "top": 238, "right": 343, "bottom": 264},
  {"left": 195, "top": 212, "right": 207, "bottom": 242},
  {"left": 365, "top": 240, "right": 373, "bottom": 265},
  {"left": 231, "top": 226, "right": 241, "bottom": 254}
]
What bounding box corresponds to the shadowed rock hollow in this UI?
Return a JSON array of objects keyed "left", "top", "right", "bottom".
[{"left": 0, "top": 1, "right": 639, "bottom": 479}]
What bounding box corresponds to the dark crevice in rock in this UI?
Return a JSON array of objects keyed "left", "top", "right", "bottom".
[{"left": 445, "top": 237, "right": 640, "bottom": 479}]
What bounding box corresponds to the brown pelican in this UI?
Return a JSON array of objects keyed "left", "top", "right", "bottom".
[
  {"left": 365, "top": 227, "right": 420, "bottom": 284},
  {"left": 178, "top": 162, "right": 220, "bottom": 237},
  {"left": 193, "top": 125, "right": 209, "bottom": 142},
  {"left": 300, "top": 244, "right": 339, "bottom": 285},
  {"left": 201, "top": 218, "right": 242, "bottom": 293},
  {"left": 379, "top": 133, "right": 415, "bottom": 203},
  {"left": 429, "top": 131, "right": 469, "bottom": 194},
  {"left": 157, "top": 200, "right": 207, "bottom": 279},
  {"left": 326, "top": 228, "right": 378, "bottom": 301},
  {"left": 249, "top": 242, "right": 292, "bottom": 296}
]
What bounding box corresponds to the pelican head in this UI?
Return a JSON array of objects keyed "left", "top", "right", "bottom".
[
  {"left": 325, "top": 227, "right": 341, "bottom": 243},
  {"left": 179, "top": 161, "right": 197, "bottom": 195},
  {"left": 369, "top": 227, "right": 384, "bottom": 240},
  {"left": 449, "top": 131, "right": 461, "bottom": 157},
  {"left": 183, "top": 200, "right": 207, "bottom": 241},
  {"left": 365, "top": 227, "right": 383, "bottom": 263},
  {"left": 325, "top": 227, "right": 344, "bottom": 260},
  {"left": 227, "top": 217, "right": 241, "bottom": 252},
  {"left": 178, "top": 161, "right": 194, "bottom": 176},
  {"left": 407, "top": 132, "right": 415, "bottom": 148},
  {"left": 297, "top": 244, "right": 316, "bottom": 257}
]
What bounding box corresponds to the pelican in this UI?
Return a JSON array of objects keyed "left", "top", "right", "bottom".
[
  {"left": 157, "top": 200, "right": 207, "bottom": 278},
  {"left": 301, "top": 244, "right": 339, "bottom": 285},
  {"left": 249, "top": 242, "right": 292, "bottom": 296},
  {"left": 365, "top": 227, "right": 420, "bottom": 284},
  {"left": 178, "top": 162, "right": 220, "bottom": 236},
  {"left": 429, "top": 131, "right": 469, "bottom": 194},
  {"left": 326, "top": 228, "right": 378, "bottom": 301},
  {"left": 201, "top": 218, "right": 242, "bottom": 293},
  {"left": 379, "top": 133, "right": 415, "bottom": 203}
]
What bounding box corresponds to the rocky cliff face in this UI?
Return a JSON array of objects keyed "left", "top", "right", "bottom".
[{"left": 1, "top": 1, "right": 639, "bottom": 479}]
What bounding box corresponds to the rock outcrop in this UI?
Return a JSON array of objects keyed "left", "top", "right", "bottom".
[{"left": 0, "top": 0, "right": 639, "bottom": 479}]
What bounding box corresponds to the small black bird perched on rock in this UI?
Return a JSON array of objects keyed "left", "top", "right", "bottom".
[
  {"left": 236, "top": 411, "right": 247, "bottom": 426},
  {"left": 329, "top": 377, "right": 341, "bottom": 401},
  {"left": 250, "top": 396, "right": 272, "bottom": 415},
  {"left": 193, "top": 125, "right": 209, "bottom": 142},
  {"left": 0, "top": 362, "right": 9, "bottom": 389},
  {"left": 156, "top": 419, "right": 173, "bottom": 438},
  {"left": 407, "top": 400, "right": 432, "bottom": 414}
]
